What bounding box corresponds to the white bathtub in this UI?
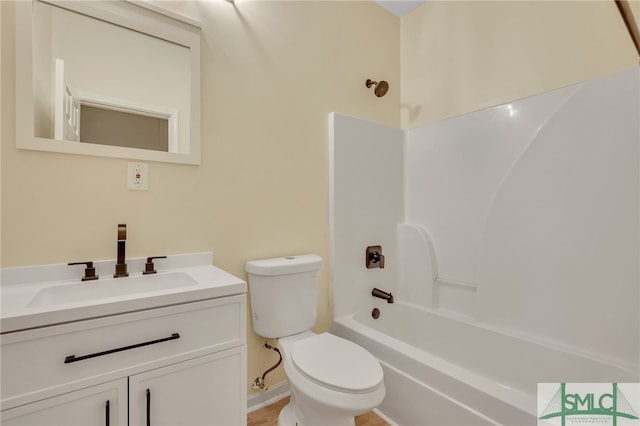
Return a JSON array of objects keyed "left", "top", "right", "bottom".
[{"left": 330, "top": 302, "right": 639, "bottom": 426}]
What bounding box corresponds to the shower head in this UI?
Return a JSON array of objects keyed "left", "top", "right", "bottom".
[{"left": 366, "top": 79, "right": 389, "bottom": 97}]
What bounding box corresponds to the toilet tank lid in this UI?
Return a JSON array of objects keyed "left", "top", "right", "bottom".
[{"left": 246, "top": 254, "right": 322, "bottom": 276}]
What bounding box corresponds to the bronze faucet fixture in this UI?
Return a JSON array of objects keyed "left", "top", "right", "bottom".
[
  {"left": 365, "top": 245, "right": 385, "bottom": 269},
  {"left": 372, "top": 288, "right": 394, "bottom": 303},
  {"left": 68, "top": 261, "right": 99, "bottom": 281},
  {"left": 143, "top": 256, "right": 167, "bottom": 275},
  {"left": 114, "top": 224, "right": 129, "bottom": 278},
  {"left": 365, "top": 79, "right": 389, "bottom": 97}
]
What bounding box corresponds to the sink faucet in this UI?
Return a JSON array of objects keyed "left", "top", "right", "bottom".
[{"left": 114, "top": 224, "right": 129, "bottom": 278}]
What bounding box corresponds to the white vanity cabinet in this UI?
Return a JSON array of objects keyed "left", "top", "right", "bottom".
[
  {"left": 1, "top": 295, "right": 247, "bottom": 426},
  {"left": 129, "top": 348, "right": 245, "bottom": 426},
  {"left": 1, "top": 379, "right": 128, "bottom": 426}
]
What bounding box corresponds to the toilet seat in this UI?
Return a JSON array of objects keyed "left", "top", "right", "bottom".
[{"left": 291, "top": 333, "right": 383, "bottom": 393}]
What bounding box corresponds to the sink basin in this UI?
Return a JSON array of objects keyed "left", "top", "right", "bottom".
[
  {"left": 28, "top": 272, "right": 197, "bottom": 308},
  {"left": 2, "top": 255, "right": 247, "bottom": 334}
]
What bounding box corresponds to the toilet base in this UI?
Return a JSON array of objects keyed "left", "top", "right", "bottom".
[
  {"left": 277, "top": 402, "right": 297, "bottom": 426},
  {"left": 277, "top": 391, "right": 357, "bottom": 426},
  {"left": 277, "top": 401, "right": 357, "bottom": 426}
]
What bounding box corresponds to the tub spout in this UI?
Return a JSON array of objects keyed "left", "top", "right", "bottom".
[{"left": 372, "top": 288, "right": 394, "bottom": 303}]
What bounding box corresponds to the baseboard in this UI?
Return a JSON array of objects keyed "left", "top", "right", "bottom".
[
  {"left": 247, "top": 381, "right": 290, "bottom": 413},
  {"left": 247, "top": 380, "right": 395, "bottom": 424},
  {"left": 373, "top": 408, "right": 399, "bottom": 426}
]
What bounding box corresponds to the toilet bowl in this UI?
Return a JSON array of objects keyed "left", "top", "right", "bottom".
[
  {"left": 246, "top": 255, "right": 385, "bottom": 426},
  {"left": 277, "top": 331, "right": 385, "bottom": 426}
]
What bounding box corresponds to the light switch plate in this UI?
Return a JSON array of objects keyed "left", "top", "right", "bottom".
[{"left": 128, "top": 162, "right": 149, "bottom": 190}]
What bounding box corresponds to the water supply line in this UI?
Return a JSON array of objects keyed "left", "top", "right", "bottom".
[{"left": 252, "top": 341, "right": 282, "bottom": 392}]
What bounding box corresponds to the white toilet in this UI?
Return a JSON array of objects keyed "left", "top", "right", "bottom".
[{"left": 246, "top": 254, "right": 385, "bottom": 426}]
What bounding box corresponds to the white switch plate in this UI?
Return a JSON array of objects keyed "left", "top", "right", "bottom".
[{"left": 128, "top": 162, "right": 149, "bottom": 190}]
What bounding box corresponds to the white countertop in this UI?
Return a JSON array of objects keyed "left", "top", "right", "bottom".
[{"left": 1, "top": 253, "right": 246, "bottom": 333}]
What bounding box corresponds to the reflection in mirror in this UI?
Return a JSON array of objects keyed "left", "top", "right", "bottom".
[
  {"left": 16, "top": 0, "right": 201, "bottom": 164},
  {"left": 80, "top": 104, "right": 169, "bottom": 152}
]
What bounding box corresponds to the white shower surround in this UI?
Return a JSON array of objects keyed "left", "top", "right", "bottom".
[{"left": 330, "top": 66, "right": 639, "bottom": 370}]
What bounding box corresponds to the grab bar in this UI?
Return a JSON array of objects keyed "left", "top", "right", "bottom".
[{"left": 64, "top": 333, "right": 180, "bottom": 364}]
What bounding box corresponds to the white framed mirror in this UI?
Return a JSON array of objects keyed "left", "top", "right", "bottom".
[{"left": 15, "top": 0, "right": 202, "bottom": 165}]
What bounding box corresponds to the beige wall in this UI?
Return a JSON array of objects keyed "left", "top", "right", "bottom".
[
  {"left": 1, "top": 0, "right": 400, "bottom": 394},
  {"left": 401, "top": 0, "right": 640, "bottom": 128}
]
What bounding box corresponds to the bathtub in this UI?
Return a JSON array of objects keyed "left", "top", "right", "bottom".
[{"left": 330, "top": 302, "right": 639, "bottom": 426}]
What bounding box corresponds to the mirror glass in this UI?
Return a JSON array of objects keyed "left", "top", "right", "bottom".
[{"left": 16, "top": 0, "right": 201, "bottom": 165}]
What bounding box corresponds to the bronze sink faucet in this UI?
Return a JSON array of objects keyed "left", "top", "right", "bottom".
[{"left": 114, "top": 224, "right": 129, "bottom": 278}]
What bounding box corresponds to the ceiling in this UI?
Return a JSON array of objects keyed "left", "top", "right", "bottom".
[{"left": 374, "top": 0, "right": 426, "bottom": 17}]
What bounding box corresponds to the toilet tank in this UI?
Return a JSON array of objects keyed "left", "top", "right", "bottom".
[{"left": 246, "top": 254, "right": 323, "bottom": 339}]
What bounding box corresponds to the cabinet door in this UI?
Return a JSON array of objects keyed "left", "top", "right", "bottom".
[
  {"left": 129, "top": 347, "right": 246, "bottom": 426},
  {"left": 1, "top": 379, "right": 127, "bottom": 426}
]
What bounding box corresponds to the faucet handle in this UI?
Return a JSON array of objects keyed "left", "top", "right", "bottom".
[
  {"left": 143, "top": 256, "right": 167, "bottom": 275},
  {"left": 365, "top": 246, "right": 385, "bottom": 269},
  {"left": 68, "top": 261, "right": 99, "bottom": 281}
]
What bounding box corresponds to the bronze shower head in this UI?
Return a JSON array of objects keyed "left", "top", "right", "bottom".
[{"left": 366, "top": 79, "right": 389, "bottom": 97}]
